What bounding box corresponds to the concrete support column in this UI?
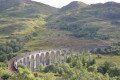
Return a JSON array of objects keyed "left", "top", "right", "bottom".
[
  {"left": 70, "top": 50, "right": 73, "bottom": 57},
  {"left": 36, "top": 54, "right": 40, "bottom": 68},
  {"left": 17, "top": 61, "right": 20, "bottom": 68},
  {"left": 75, "top": 50, "right": 79, "bottom": 57},
  {"left": 81, "top": 49, "right": 85, "bottom": 55},
  {"left": 16, "top": 60, "right": 19, "bottom": 68},
  {"left": 52, "top": 53, "right": 55, "bottom": 63},
  {"left": 34, "top": 58, "right": 36, "bottom": 71},
  {"left": 29, "top": 57, "right": 31, "bottom": 71},
  {"left": 60, "top": 53, "right": 62, "bottom": 64},
  {"left": 88, "top": 49, "right": 91, "bottom": 54},
  {"left": 15, "top": 62, "right": 17, "bottom": 68},
  {"left": 25, "top": 58, "right": 27, "bottom": 66},
  {"left": 94, "top": 48, "right": 97, "bottom": 53},
  {"left": 58, "top": 51, "right": 62, "bottom": 64},
  {"left": 14, "top": 61, "right": 17, "bottom": 69},
  {"left": 22, "top": 58, "right": 24, "bottom": 64},
  {"left": 100, "top": 48, "right": 104, "bottom": 51},
  {"left": 39, "top": 57, "right": 41, "bottom": 66},
  {"left": 64, "top": 51, "right": 67, "bottom": 62}
]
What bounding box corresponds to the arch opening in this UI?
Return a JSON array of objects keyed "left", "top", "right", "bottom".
[
  {"left": 78, "top": 49, "right": 82, "bottom": 56},
  {"left": 72, "top": 49, "right": 77, "bottom": 57},
  {"left": 62, "top": 50, "right": 67, "bottom": 62},
  {"left": 50, "top": 51, "right": 55, "bottom": 64},
  {"left": 56, "top": 51, "right": 61, "bottom": 63},
  {"left": 68, "top": 49, "right": 72, "bottom": 57},
  {"left": 40, "top": 53, "right": 45, "bottom": 66},
  {"left": 20, "top": 60, "right": 22, "bottom": 64},
  {"left": 45, "top": 52, "right": 50, "bottom": 66},
  {"left": 27, "top": 57, "right": 30, "bottom": 69},
  {"left": 31, "top": 55, "right": 34, "bottom": 72},
  {"left": 23, "top": 58, "right": 26, "bottom": 66}
]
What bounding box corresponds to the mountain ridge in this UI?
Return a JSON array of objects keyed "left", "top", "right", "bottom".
[{"left": 60, "top": 1, "right": 88, "bottom": 11}]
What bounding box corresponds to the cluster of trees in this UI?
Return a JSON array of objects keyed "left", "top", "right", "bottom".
[
  {"left": 0, "top": 35, "right": 32, "bottom": 62},
  {"left": 72, "top": 29, "right": 110, "bottom": 40},
  {"left": 111, "top": 42, "right": 120, "bottom": 46},
  {"left": 60, "top": 25, "right": 110, "bottom": 40},
  {"left": 72, "top": 31, "right": 110, "bottom": 40},
  {"left": 94, "top": 45, "right": 120, "bottom": 55},
  {"left": 98, "top": 60, "right": 120, "bottom": 77},
  {"left": 71, "top": 27, "right": 99, "bottom": 38},
  {"left": 0, "top": 35, "right": 32, "bottom": 54}
]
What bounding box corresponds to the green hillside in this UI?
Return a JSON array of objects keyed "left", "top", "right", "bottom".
[
  {"left": 0, "top": 0, "right": 110, "bottom": 54},
  {"left": 47, "top": 1, "right": 120, "bottom": 41},
  {"left": 0, "top": 0, "right": 119, "bottom": 53},
  {"left": 0, "top": 0, "right": 59, "bottom": 50}
]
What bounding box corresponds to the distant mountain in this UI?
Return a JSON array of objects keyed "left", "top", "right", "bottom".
[
  {"left": 47, "top": 1, "right": 120, "bottom": 40},
  {"left": 0, "top": 0, "right": 58, "bottom": 17}
]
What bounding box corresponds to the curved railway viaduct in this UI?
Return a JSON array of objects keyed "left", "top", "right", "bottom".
[{"left": 8, "top": 46, "right": 110, "bottom": 73}]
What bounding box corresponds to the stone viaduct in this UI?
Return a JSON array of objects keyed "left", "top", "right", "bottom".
[{"left": 8, "top": 46, "right": 110, "bottom": 73}]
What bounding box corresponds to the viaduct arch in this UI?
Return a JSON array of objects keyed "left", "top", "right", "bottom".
[{"left": 8, "top": 46, "right": 110, "bottom": 73}]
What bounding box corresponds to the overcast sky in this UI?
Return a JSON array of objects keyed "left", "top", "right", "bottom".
[{"left": 32, "top": 0, "right": 120, "bottom": 8}]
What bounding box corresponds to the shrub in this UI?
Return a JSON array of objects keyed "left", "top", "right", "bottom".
[
  {"left": 1, "top": 70, "right": 14, "bottom": 80},
  {"left": 34, "top": 73, "right": 39, "bottom": 77},
  {"left": 66, "top": 57, "right": 72, "bottom": 63},
  {"left": 17, "top": 63, "right": 27, "bottom": 69},
  {"left": 108, "top": 67, "right": 120, "bottom": 77},
  {"left": 18, "top": 68, "right": 36, "bottom": 80},
  {"left": 36, "top": 63, "right": 44, "bottom": 72},
  {"left": 97, "top": 54, "right": 102, "bottom": 59}
]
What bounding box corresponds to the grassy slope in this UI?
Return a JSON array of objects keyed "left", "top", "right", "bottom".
[
  {"left": 0, "top": 0, "right": 57, "bottom": 49},
  {"left": 0, "top": 12, "right": 108, "bottom": 53},
  {"left": 0, "top": 1, "right": 118, "bottom": 53},
  {"left": 0, "top": 1, "right": 117, "bottom": 53},
  {"left": 47, "top": 1, "right": 120, "bottom": 42}
]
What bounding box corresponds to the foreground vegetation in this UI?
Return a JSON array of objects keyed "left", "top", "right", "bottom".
[
  {"left": 0, "top": 43, "right": 120, "bottom": 80},
  {"left": 1, "top": 53, "right": 120, "bottom": 80}
]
